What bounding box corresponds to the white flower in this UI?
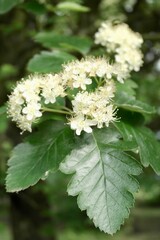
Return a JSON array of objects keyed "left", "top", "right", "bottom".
[
  {"left": 22, "top": 102, "right": 42, "bottom": 121},
  {"left": 62, "top": 61, "right": 93, "bottom": 90},
  {"left": 72, "top": 74, "right": 92, "bottom": 90},
  {"left": 70, "top": 115, "right": 97, "bottom": 135},
  {"left": 41, "top": 74, "right": 66, "bottom": 104},
  {"left": 72, "top": 91, "right": 93, "bottom": 115}
]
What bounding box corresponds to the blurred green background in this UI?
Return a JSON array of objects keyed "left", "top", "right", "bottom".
[{"left": 0, "top": 0, "right": 160, "bottom": 239}]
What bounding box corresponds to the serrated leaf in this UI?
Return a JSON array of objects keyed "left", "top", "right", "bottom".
[
  {"left": 6, "top": 121, "right": 76, "bottom": 192},
  {"left": 60, "top": 128, "right": 141, "bottom": 234},
  {"left": 35, "top": 32, "right": 92, "bottom": 55},
  {"left": 0, "top": 0, "right": 22, "bottom": 14},
  {"left": 56, "top": 2, "right": 90, "bottom": 12},
  {"left": 27, "top": 50, "right": 76, "bottom": 73},
  {"left": 115, "top": 121, "right": 160, "bottom": 174}
]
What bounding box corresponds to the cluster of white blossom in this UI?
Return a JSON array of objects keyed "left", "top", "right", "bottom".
[
  {"left": 95, "top": 22, "right": 143, "bottom": 72},
  {"left": 62, "top": 57, "right": 128, "bottom": 85},
  {"left": 8, "top": 57, "right": 128, "bottom": 135},
  {"left": 70, "top": 81, "right": 116, "bottom": 135},
  {"left": 61, "top": 58, "right": 118, "bottom": 134},
  {"left": 8, "top": 74, "right": 65, "bottom": 132}
]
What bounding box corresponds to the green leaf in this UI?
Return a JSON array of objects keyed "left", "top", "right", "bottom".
[
  {"left": 35, "top": 32, "right": 92, "bottom": 55},
  {"left": 115, "top": 121, "right": 160, "bottom": 174},
  {"left": 60, "top": 127, "right": 141, "bottom": 234},
  {"left": 27, "top": 50, "right": 76, "bottom": 73},
  {"left": 0, "top": 0, "right": 22, "bottom": 14},
  {"left": 115, "top": 81, "right": 155, "bottom": 114},
  {"left": 56, "top": 2, "right": 90, "bottom": 12},
  {"left": 6, "top": 121, "right": 76, "bottom": 192}
]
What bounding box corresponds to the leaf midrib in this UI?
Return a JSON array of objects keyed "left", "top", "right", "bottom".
[{"left": 92, "top": 132, "right": 112, "bottom": 232}]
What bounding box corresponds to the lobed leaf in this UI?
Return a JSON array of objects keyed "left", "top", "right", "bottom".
[{"left": 60, "top": 127, "right": 141, "bottom": 234}]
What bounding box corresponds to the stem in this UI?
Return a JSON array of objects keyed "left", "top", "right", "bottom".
[
  {"left": 100, "top": 79, "right": 105, "bottom": 85},
  {"left": 94, "top": 77, "right": 106, "bottom": 87},
  {"left": 42, "top": 107, "right": 72, "bottom": 115},
  {"left": 94, "top": 77, "right": 99, "bottom": 85},
  {"left": 62, "top": 106, "right": 72, "bottom": 112}
]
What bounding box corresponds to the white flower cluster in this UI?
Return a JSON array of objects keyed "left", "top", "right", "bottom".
[
  {"left": 8, "top": 57, "right": 127, "bottom": 135},
  {"left": 62, "top": 58, "right": 119, "bottom": 135},
  {"left": 95, "top": 22, "right": 143, "bottom": 72},
  {"left": 70, "top": 81, "right": 116, "bottom": 135},
  {"left": 62, "top": 57, "right": 128, "bottom": 85},
  {"left": 8, "top": 74, "right": 65, "bottom": 132}
]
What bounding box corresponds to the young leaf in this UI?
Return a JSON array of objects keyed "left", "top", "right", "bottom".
[
  {"left": 34, "top": 33, "right": 92, "bottom": 55},
  {"left": 115, "top": 121, "right": 160, "bottom": 174},
  {"left": 6, "top": 121, "right": 76, "bottom": 192},
  {"left": 60, "top": 128, "right": 141, "bottom": 234},
  {"left": 27, "top": 50, "right": 76, "bottom": 73},
  {"left": 0, "top": 0, "right": 21, "bottom": 14}
]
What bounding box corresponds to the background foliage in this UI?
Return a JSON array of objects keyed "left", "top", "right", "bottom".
[{"left": 0, "top": 0, "right": 160, "bottom": 239}]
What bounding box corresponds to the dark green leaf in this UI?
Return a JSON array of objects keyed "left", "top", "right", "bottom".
[
  {"left": 35, "top": 32, "right": 92, "bottom": 55},
  {"left": 21, "top": 0, "right": 46, "bottom": 15},
  {"left": 60, "top": 127, "right": 141, "bottom": 234},
  {"left": 27, "top": 51, "right": 76, "bottom": 73},
  {"left": 6, "top": 121, "right": 76, "bottom": 192}
]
